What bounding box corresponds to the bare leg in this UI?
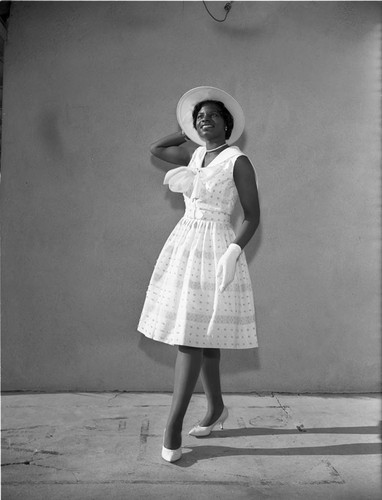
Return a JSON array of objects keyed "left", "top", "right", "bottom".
[
  {"left": 199, "top": 348, "right": 225, "bottom": 426},
  {"left": 164, "top": 345, "right": 203, "bottom": 449}
]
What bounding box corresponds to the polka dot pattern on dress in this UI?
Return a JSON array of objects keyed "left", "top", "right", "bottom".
[{"left": 138, "top": 146, "right": 258, "bottom": 349}]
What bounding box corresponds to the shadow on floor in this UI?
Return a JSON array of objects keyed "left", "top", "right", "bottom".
[
  {"left": 175, "top": 442, "right": 382, "bottom": 468},
  {"left": 205, "top": 424, "right": 382, "bottom": 438}
]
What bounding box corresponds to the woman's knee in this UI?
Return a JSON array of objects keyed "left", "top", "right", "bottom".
[
  {"left": 178, "top": 345, "right": 203, "bottom": 355},
  {"left": 203, "top": 348, "right": 221, "bottom": 360}
]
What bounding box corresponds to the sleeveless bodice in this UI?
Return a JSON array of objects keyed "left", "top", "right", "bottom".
[{"left": 164, "top": 146, "right": 248, "bottom": 223}]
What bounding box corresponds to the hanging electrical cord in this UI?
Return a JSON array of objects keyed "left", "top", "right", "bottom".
[{"left": 202, "top": 1, "right": 233, "bottom": 23}]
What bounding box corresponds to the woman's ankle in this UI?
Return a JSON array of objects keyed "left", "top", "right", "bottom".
[
  {"left": 200, "top": 402, "right": 225, "bottom": 427},
  {"left": 164, "top": 424, "right": 182, "bottom": 449}
]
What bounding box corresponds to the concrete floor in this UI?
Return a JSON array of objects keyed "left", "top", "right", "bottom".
[{"left": 1, "top": 393, "right": 381, "bottom": 500}]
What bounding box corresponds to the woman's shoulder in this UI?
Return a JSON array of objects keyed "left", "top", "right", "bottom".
[
  {"left": 230, "top": 148, "right": 258, "bottom": 187},
  {"left": 222, "top": 145, "right": 246, "bottom": 162}
]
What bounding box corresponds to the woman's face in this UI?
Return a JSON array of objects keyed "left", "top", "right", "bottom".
[{"left": 195, "top": 103, "right": 226, "bottom": 143}]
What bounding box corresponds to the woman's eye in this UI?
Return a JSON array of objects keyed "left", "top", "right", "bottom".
[{"left": 197, "top": 112, "right": 220, "bottom": 121}]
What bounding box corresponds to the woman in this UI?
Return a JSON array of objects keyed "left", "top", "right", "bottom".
[{"left": 138, "top": 86, "right": 260, "bottom": 462}]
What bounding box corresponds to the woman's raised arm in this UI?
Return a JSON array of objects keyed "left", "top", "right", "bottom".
[{"left": 150, "top": 132, "right": 193, "bottom": 166}]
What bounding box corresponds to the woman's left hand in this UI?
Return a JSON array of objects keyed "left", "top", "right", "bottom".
[{"left": 216, "top": 243, "right": 242, "bottom": 292}]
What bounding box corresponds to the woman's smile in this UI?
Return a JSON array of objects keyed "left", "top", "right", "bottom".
[{"left": 196, "top": 104, "right": 225, "bottom": 140}]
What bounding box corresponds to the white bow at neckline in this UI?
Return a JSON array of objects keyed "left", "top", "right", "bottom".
[
  {"left": 163, "top": 146, "right": 239, "bottom": 199},
  {"left": 163, "top": 165, "right": 217, "bottom": 199}
]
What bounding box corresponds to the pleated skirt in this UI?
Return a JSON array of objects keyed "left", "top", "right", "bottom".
[{"left": 138, "top": 215, "right": 257, "bottom": 349}]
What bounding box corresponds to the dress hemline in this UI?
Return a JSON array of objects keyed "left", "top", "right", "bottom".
[{"left": 138, "top": 326, "right": 258, "bottom": 350}]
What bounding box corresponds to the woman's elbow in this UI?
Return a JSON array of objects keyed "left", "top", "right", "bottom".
[
  {"left": 150, "top": 144, "right": 165, "bottom": 160},
  {"left": 249, "top": 211, "right": 260, "bottom": 233},
  {"left": 249, "top": 206, "right": 260, "bottom": 226},
  {"left": 150, "top": 143, "right": 159, "bottom": 155},
  {"left": 252, "top": 216, "right": 260, "bottom": 233},
  {"left": 255, "top": 209, "right": 261, "bottom": 227}
]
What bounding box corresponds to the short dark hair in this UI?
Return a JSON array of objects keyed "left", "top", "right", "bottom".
[{"left": 192, "top": 100, "right": 234, "bottom": 140}]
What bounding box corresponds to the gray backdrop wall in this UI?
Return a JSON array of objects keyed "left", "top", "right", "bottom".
[{"left": 1, "top": 1, "right": 380, "bottom": 392}]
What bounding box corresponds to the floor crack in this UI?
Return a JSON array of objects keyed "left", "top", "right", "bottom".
[
  {"left": 107, "top": 392, "right": 122, "bottom": 406},
  {"left": 272, "top": 393, "right": 291, "bottom": 417},
  {"left": 1, "top": 446, "right": 60, "bottom": 456},
  {"left": 2, "top": 461, "right": 31, "bottom": 467}
]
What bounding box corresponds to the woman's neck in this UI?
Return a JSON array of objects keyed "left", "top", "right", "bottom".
[{"left": 205, "top": 141, "right": 228, "bottom": 153}]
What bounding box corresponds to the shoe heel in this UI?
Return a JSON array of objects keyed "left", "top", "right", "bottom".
[
  {"left": 188, "top": 406, "right": 228, "bottom": 437},
  {"left": 219, "top": 407, "right": 228, "bottom": 429}
]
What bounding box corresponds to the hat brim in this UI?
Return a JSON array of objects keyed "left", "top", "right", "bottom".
[{"left": 176, "top": 86, "right": 245, "bottom": 146}]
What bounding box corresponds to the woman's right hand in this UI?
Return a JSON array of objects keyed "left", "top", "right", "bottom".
[{"left": 150, "top": 131, "right": 193, "bottom": 166}]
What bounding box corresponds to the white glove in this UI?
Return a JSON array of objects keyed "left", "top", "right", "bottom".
[{"left": 216, "top": 243, "right": 242, "bottom": 292}]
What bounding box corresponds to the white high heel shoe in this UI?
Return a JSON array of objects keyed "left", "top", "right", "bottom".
[
  {"left": 161, "top": 430, "right": 182, "bottom": 462},
  {"left": 188, "top": 406, "right": 228, "bottom": 437},
  {"left": 161, "top": 445, "right": 182, "bottom": 462}
]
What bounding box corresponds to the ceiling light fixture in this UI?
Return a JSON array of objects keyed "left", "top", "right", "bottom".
[{"left": 202, "top": 1, "right": 233, "bottom": 23}]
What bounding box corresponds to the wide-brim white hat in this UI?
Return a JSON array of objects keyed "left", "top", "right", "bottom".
[{"left": 176, "top": 86, "right": 245, "bottom": 146}]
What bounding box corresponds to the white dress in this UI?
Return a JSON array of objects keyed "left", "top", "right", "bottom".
[{"left": 138, "top": 146, "right": 258, "bottom": 349}]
